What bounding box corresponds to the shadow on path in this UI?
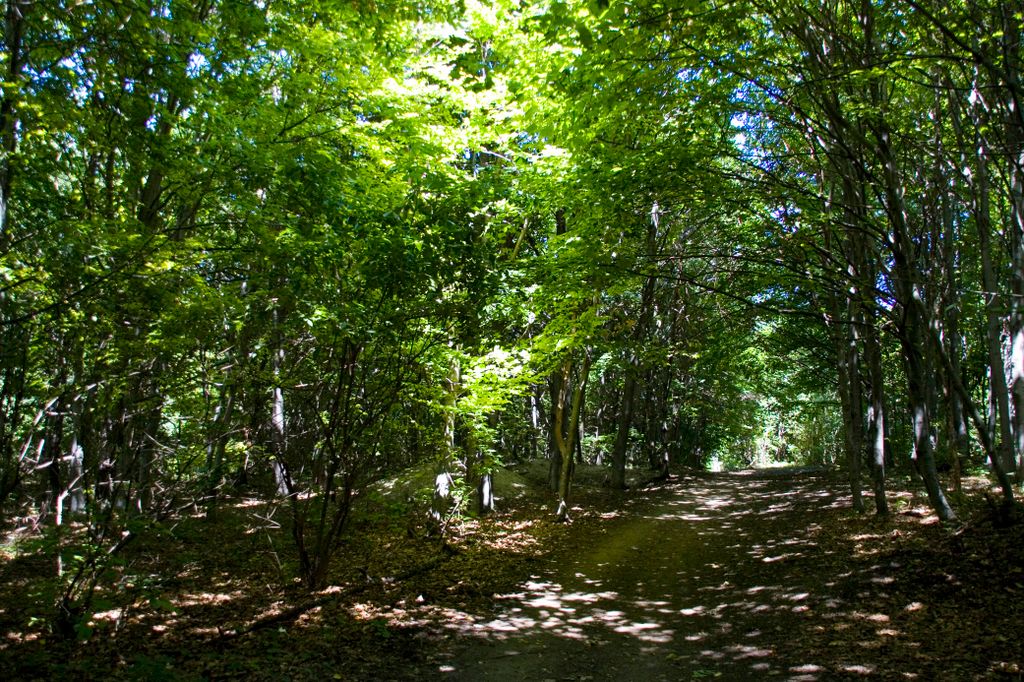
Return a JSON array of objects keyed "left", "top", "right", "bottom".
[{"left": 427, "top": 470, "right": 861, "bottom": 681}]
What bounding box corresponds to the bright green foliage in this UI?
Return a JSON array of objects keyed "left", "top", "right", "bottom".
[{"left": 2, "top": 0, "right": 1020, "bottom": 626}]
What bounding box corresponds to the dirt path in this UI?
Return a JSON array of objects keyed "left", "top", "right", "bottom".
[
  {"left": 421, "top": 470, "right": 853, "bottom": 681},
  {"left": 4, "top": 464, "right": 1015, "bottom": 675},
  {"left": 4, "top": 467, "right": 1021, "bottom": 681}
]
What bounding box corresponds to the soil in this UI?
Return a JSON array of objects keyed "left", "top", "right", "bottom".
[
  {"left": 404, "top": 468, "right": 1024, "bottom": 681},
  {"left": 2, "top": 467, "right": 1022, "bottom": 681},
  {"left": 423, "top": 469, "right": 842, "bottom": 680}
]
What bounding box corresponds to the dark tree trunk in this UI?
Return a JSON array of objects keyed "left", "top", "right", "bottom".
[
  {"left": 547, "top": 372, "right": 563, "bottom": 493},
  {"left": 554, "top": 354, "right": 590, "bottom": 523},
  {"left": 969, "top": 89, "right": 1016, "bottom": 476},
  {"left": 899, "top": 301, "right": 957, "bottom": 521},
  {"left": 610, "top": 372, "right": 637, "bottom": 490},
  {"left": 0, "top": 0, "right": 27, "bottom": 239},
  {"left": 863, "top": 320, "right": 889, "bottom": 515}
]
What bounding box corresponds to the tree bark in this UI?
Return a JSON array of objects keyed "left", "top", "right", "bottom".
[
  {"left": 554, "top": 353, "right": 590, "bottom": 522},
  {"left": 610, "top": 371, "right": 637, "bottom": 490},
  {"left": 863, "top": 318, "right": 889, "bottom": 515},
  {"left": 927, "top": 321, "right": 1015, "bottom": 504},
  {"left": 867, "top": 48, "right": 956, "bottom": 518},
  {"left": 270, "top": 307, "right": 290, "bottom": 497},
  {"left": 610, "top": 215, "right": 659, "bottom": 489},
  {"left": 831, "top": 297, "right": 864, "bottom": 513},
  {"left": 972, "top": 128, "right": 1016, "bottom": 475},
  {"left": 938, "top": 163, "right": 971, "bottom": 491},
  {"left": 900, "top": 319, "right": 956, "bottom": 521},
  {"left": 0, "top": 0, "right": 27, "bottom": 240},
  {"left": 204, "top": 382, "right": 235, "bottom": 520},
  {"left": 995, "top": 0, "right": 1024, "bottom": 482}
]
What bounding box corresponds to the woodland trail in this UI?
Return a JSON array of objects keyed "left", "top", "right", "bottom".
[
  {"left": 3, "top": 468, "right": 1018, "bottom": 680},
  {"left": 421, "top": 470, "right": 865, "bottom": 681}
]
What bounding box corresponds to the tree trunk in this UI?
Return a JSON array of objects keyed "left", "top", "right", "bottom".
[
  {"left": 554, "top": 353, "right": 590, "bottom": 522},
  {"left": 475, "top": 411, "right": 499, "bottom": 515},
  {"left": 826, "top": 218, "right": 865, "bottom": 513},
  {"left": 547, "top": 372, "right": 563, "bottom": 492},
  {"left": 940, "top": 185, "right": 971, "bottom": 492},
  {"left": 610, "top": 216, "right": 659, "bottom": 489},
  {"left": 432, "top": 357, "right": 461, "bottom": 527},
  {"left": 843, "top": 317, "right": 865, "bottom": 513},
  {"left": 477, "top": 471, "right": 494, "bottom": 516},
  {"left": 610, "top": 371, "right": 637, "bottom": 490},
  {"left": 902, "top": 329, "right": 955, "bottom": 520},
  {"left": 863, "top": 319, "right": 889, "bottom": 515},
  {"left": 204, "top": 383, "right": 234, "bottom": 520},
  {"left": 997, "top": 2, "right": 1024, "bottom": 482},
  {"left": 928, "top": 321, "right": 1015, "bottom": 504},
  {"left": 0, "top": 0, "right": 27, "bottom": 239},
  {"left": 972, "top": 134, "right": 1016, "bottom": 475},
  {"left": 270, "top": 305, "right": 290, "bottom": 497},
  {"left": 870, "top": 78, "right": 956, "bottom": 519}
]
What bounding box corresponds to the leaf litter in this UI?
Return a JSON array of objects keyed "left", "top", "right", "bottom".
[{"left": 0, "top": 467, "right": 1021, "bottom": 680}]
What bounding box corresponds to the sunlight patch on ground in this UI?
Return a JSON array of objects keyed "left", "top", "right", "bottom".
[
  {"left": 177, "top": 591, "right": 239, "bottom": 608},
  {"left": 1, "top": 629, "right": 42, "bottom": 647},
  {"left": 700, "top": 495, "right": 734, "bottom": 510},
  {"left": 701, "top": 643, "right": 773, "bottom": 660},
  {"left": 91, "top": 607, "right": 124, "bottom": 624},
  {"left": 854, "top": 611, "right": 891, "bottom": 623},
  {"left": 230, "top": 497, "right": 268, "bottom": 509},
  {"left": 612, "top": 620, "right": 674, "bottom": 643},
  {"left": 841, "top": 663, "right": 876, "bottom": 674},
  {"left": 436, "top": 578, "right": 679, "bottom": 644},
  {"left": 405, "top": 471, "right": 1008, "bottom": 679}
]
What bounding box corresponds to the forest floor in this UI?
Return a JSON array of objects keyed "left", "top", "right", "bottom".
[{"left": 2, "top": 465, "right": 1023, "bottom": 680}]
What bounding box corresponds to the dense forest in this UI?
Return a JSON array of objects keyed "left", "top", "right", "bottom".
[{"left": 2, "top": 0, "right": 1023, "bottom": 663}]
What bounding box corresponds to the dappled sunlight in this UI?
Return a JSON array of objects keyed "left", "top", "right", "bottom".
[
  {"left": 428, "top": 577, "right": 679, "bottom": 645},
  {"left": 6, "top": 469, "right": 1017, "bottom": 682},
  {"left": 425, "top": 468, "right": 999, "bottom": 680},
  {"left": 176, "top": 590, "right": 241, "bottom": 608},
  {"left": 424, "top": 470, "right": 893, "bottom": 679},
  {"left": 230, "top": 497, "right": 270, "bottom": 509},
  {"left": 700, "top": 642, "right": 773, "bottom": 660},
  {"left": 260, "top": 472, "right": 1020, "bottom": 679}
]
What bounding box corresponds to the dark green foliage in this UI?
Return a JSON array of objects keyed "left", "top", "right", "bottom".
[{"left": 1, "top": 0, "right": 1020, "bottom": 617}]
